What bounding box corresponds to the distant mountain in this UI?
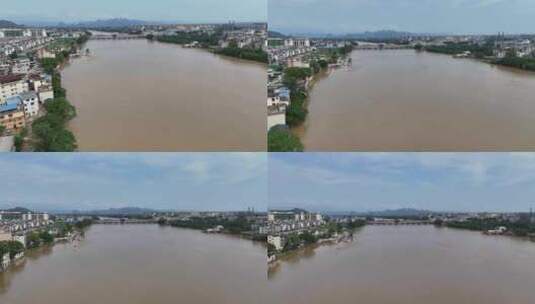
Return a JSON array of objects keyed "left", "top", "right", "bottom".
[
  {"left": 1, "top": 207, "right": 32, "bottom": 213},
  {"left": 283, "top": 30, "right": 431, "bottom": 39},
  {"left": 325, "top": 208, "right": 436, "bottom": 217},
  {"left": 65, "top": 18, "right": 150, "bottom": 28},
  {"left": 363, "top": 208, "right": 435, "bottom": 217},
  {"left": 342, "top": 30, "right": 416, "bottom": 39},
  {"left": 268, "top": 31, "right": 287, "bottom": 38},
  {"left": 0, "top": 20, "right": 21, "bottom": 28},
  {"left": 68, "top": 207, "right": 159, "bottom": 215}
]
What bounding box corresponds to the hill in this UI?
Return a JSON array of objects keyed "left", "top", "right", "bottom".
[
  {"left": 0, "top": 20, "right": 21, "bottom": 28},
  {"left": 71, "top": 18, "right": 149, "bottom": 28}
]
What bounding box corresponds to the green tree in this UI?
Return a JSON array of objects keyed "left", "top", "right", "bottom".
[
  {"left": 44, "top": 98, "right": 77, "bottom": 121},
  {"left": 0, "top": 241, "right": 25, "bottom": 259},
  {"left": 13, "top": 127, "right": 27, "bottom": 152},
  {"left": 26, "top": 232, "right": 41, "bottom": 249},
  {"left": 52, "top": 72, "right": 66, "bottom": 98},
  {"left": 268, "top": 127, "right": 304, "bottom": 152},
  {"left": 285, "top": 90, "right": 308, "bottom": 127},
  {"left": 299, "top": 231, "right": 317, "bottom": 244},
  {"left": 39, "top": 231, "right": 54, "bottom": 244},
  {"left": 283, "top": 233, "right": 301, "bottom": 252}
]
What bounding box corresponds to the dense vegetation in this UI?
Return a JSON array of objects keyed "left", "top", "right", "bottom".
[
  {"left": 0, "top": 241, "right": 25, "bottom": 259},
  {"left": 268, "top": 127, "right": 304, "bottom": 152},
  {"left": 74, "top": 218, "right": 94, "bottom": 230},
  {"left": 285, "top": 90, "right": 308, "bottom": 127},
  {"left": 446, "top": 218, "right": 535, "bottom": 237},
  {"left": 14, "top": 127, "right": 27, "bottom": 151},
  {"left": 494, "top": 56, "right": 535, "bottom": 72},
  {"left": 165, "top": 216, "right": 253, "bottom": 234},
  {"left": 32, "top": 97, "right": 77, "bottom": 152},
  {"left": 282, "top": 67, "right": 313, "bottom": 128},
  {"left": 26, "top": 230, "right": 54, "bottom": 249},
  {"left": 425, "top": 42, "right": 494, "bottom": 58},
  {"left": 154, "top": 32, "right": 219, "bottom": 47},
  {"left": 215, "top": 47, "right": 268, "bottom": 63}
]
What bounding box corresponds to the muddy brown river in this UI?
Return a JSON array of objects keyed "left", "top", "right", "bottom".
[
  {"left": 62, "top": 39, "right": 266, "bottom": 151},
  {"left": 0, "top": 225, "right": 269, "bottom": 304},
  {"left": 268, "top": 225, "right": 535, "bottom": 304},
  {"left": 295, "top": 50, "right": 535, "bottom": 151}
]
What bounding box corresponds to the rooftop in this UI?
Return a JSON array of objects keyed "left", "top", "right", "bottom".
[
  {"left": 19, "top": 91, "right": 37, "bottom": 100},
  {"left": 0, "top": 74, "right": 24, "bottom": 85}
]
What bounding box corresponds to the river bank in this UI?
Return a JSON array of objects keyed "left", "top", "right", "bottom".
[
  {"left": 62, "top": 38, "right": 266, "bottom": 151},
  {"left": 18, "top": 34, "right": 89, "bottom": 152},
  {"left": 153, "top": 35, "right": 268, "bottom": 64},
  {"left": 268, "top": 225, "right": 535, "bottom": 304},
  {"left": 0, "top": 224, "right": 269, "bottom": 304},
  {"left": 423, "top": 44, "right": 535, "bottom": 72},
  {"left": 295, "top": 48, "right": 535, "bottom": 150},
  {"left": 1, "top": 228, "right": 86, "bottom": 274},
  {"left": 287, "top": 58, "right": 351, "bottom": 150}
]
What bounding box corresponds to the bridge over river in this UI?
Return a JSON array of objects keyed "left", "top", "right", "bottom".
[
  {"left": 89, "top": 35, "right": 146, "bottom": 41},
  {"left": 367, "top": 220, "right": 432, "bottom": 226},
  {"left": 95, "top": 219, "right": 158, "bottom": 225}
]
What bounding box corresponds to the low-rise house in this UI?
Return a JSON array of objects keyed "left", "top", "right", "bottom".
[
  {"left": 268, "top": 105, "right": 286, "bottom": 130},
  {"left": 1, "top": 253, "right": 10, "bottom": 272},
  {"left": 0, "top": 96, "right": 26, "bottom": 133},
  {"left": 11, "top": 58, "right": 31, "bottom": 74},
  {"left": 0, "top": 74, "right": 29, "bottom": 103},
  {"left": 19, "top": 91, "right": 39, "bottom": 116},
  {"left": 36, "top": 47, "right": 56, "bottom": 59}
]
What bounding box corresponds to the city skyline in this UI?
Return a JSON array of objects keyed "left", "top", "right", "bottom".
[
  {"left": 269, "top": 153, "right": 535, "bottom": 213},
  {"left": 269, "top": 0, "right": 535, "bottom": 35},
  {"left": 1, "top": 0, "right": 267, "bottom": 24},
  {"left": 0, "top": 153, "right": 267, "bottom": 212}
]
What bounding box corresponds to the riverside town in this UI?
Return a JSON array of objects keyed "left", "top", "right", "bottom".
[
  {"left": 0, "top": 206, "right": 269, "bottom": 274},
  {"left": 267, "top": 33, "right": 535, "bottom": 152},
  {"left": 0, "top": 21, "right": 267, "bottom": 152},
  {"left": 267, "top": 207, "right": 535, "bottom": 266}
]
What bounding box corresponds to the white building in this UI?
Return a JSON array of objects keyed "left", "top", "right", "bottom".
[
  {"left": 284, "top": 38, "right": 310, "bottom": 48},
  {"left": 1, "top": 253, "right": 10, "bottom": 272},
  {"left": 38, "top": 86, "right": 54, "bottom": 103},
  {"left": 13, "top": 234, "right": 26, "bottom": 247},
  {"left": 22, "top": 213, "right": 33, "bottom": 221},
  {"left": 268, "top": 105, "right": 286, "bottom": 130},
  {"left": 19, "top": 91, "right": 39, "bottom": 116},
  {"left": 267, "top": 235, "right": 284, "bottom": 251}
]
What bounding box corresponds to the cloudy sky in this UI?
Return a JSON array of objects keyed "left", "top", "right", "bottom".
[
  {"left": 269, "top": 153, "right": 535, "bottom": 212},
  {"left": 269, "top": 0, "right": 535, "bottom": 35},
  {"left": 2, "top": 0, "right": 266, "bottom": 23},
  {"left": 0, "top": 153, "right": 267, "bottom": 212}
]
